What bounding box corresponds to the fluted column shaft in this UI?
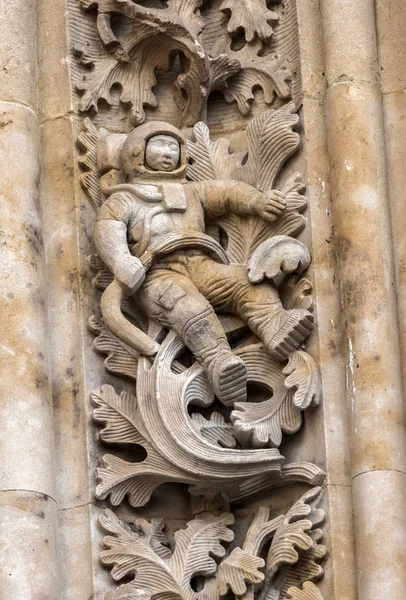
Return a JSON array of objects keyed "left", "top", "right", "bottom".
[
  {"left": 321, "top": 2, "right": 406, "bottom": 598},
  {"left": 0, "top": 0, "right": 60, "bottom": 597}
]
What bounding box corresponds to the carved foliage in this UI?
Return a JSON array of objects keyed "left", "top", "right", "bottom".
[
  {"left": 231, "top": 346, "right": 320, "bottom": 449},
  {"left": 74, "top": 0, "right": 291, "bottom": 124},
  {"left": 220, "top": 0, "right": 279, "bottom": 43},
  {"left": 74, "top": 1, "right": 326, "bottom": 592},
  {"left": 100, "top": 509, "right": 234, "bottom": 600},
  {"left": 100, "top": 488, "right": 326, "bottom": 600},
  {"left": 187, "top": 104, "right": 307, "bottom": 265}
]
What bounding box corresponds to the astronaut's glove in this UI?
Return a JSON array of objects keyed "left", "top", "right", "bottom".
[
  {"left": 114, "top": 255, "right": 146, "bottom": 296},
  {"left": 250, "top": 190, "right": 287, "bottom": 222}
]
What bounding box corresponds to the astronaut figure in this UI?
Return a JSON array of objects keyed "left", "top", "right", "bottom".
[{"left": 94, "top": 122, "right": 314, "bottom": 406}]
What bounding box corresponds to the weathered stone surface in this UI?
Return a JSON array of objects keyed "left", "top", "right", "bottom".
[
  {"left": 0, "top": 0, "right": 37, "bottom": 109},
  {"left": 353, "top": 471, "right": 406, "bottom": 600},
  {"left": 325, "top": 81, "right": 406, "bottom": 476},
  {"left": 0, "top": 103, "right": 56, "bottom": 498},
  {"left": 37, "top": 0, "right": 72, "bottom": 122},
  {"left": 1, "top": 1, "right": 406, "bottom": 599},
  {"left": 383, "top": 90, "right": 406, "bottom": 398},
  {"left": 377, "top": 0, "right": 406, "bottom": 93},
  {"left": 0, "top": 491, "right": 59, "bottom": 598}
]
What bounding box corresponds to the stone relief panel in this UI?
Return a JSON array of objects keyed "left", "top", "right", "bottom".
[{"left": 71, "top": 1, "right": 327, "bottom": 598}]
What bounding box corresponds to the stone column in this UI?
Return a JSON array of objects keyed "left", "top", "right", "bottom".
[
  {"left": 0, "top": 0, "right": 60, "bottom": 597},
  {"left": 376, "top": 2, "right": 406, "bottom": 398},
  {"left": 321, "top": 1, "right": 406, "bottom": 599},
  {"left": 296, "top": 2, "right": 357, "bottom": 599}
]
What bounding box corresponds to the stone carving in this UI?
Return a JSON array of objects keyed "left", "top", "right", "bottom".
[
  {"left": 72, "top": 0, "right": 295, "bottom": 126},
  {"left": 99, "top": 487, "right": 326, "bottom": 600},
  {"left": 93, "top": 118, "right": 314, "bottom": 402},
  {"left": 80, "top": 103, "right": 323, "bottom": 507},
  {"left": 75, "top": 1, "right": 327, "bottom": 598}
]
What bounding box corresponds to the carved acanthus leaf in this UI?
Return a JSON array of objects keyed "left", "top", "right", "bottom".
[
  {"left": 208, "top": 54, "right": 241, "bottom": 94},
  {"left": 168, "top": 513, "right": 234, "bottom": 590},
  {"left": 247, "top": 236, "right": 311, "bottom": 284},
  {"left": 219, "top": 210, "right": 306, "bottom": 265},
  {"left": 76, "top": 0, "right": 292, "bottom": 125},
  {"left": 187, "top": 121, "right": 244, "bottom": 182},
  {"left": 220, "top": 0, "right": 279, "bottom": 43},
  {"left": 100, "top": 509, "right": 234, "bottom": 600},
  {"left": 92, "top": 384, "right": 144, "bottom": 446},
  {"left": 287, "top": 582, "right": 326, "bottom": 600},
  {"left": 283, "top": 351, "right": 321, "bottom": 410},
  {"left": 223, "top": 56, "right": 290, "bottom": 117},
  {"left": 232, "top": 390, "right": 301, "bottom": 449},
  {"left": 191, "top": 412, "right": 237, "bottom": 449},
  {"left": 263, "top": 487, "right": 326, "bottom": 599},
  {"left": 168, "top": 0, "right": 206, "bottom": 37},
  {"left": 238, "top": 102, "right": 300, "bottom": 191},
  {"left": 88, "top": 254, "right": 114, "bottom": 290},
  {"left": 231, "top": 345, "right": 302, "bottom": 448},
  {"left": 76, "top": 2, "right": 210, "bottom": 125},
  {"left": 89, "top": 316, "right": 139, "bottom": 381},
  {"left": 185, "top": 106, "right": 307, "bottom": 264},
  {"left": 217, "top": 547, "right": 265, "bottom": 596}
]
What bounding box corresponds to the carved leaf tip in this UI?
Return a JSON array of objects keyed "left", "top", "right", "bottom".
[
  {"left": 220, "top": 0, "right": 280, "bottom": 43},
  {"left": 287, "top": 582, "right": 326, "bottom": 600},
  {"left": 217, "top": 547, "right": 265, "bottom": 596},
  {"left": 283, "top": 351, "right": 322, "bottom": 409}
]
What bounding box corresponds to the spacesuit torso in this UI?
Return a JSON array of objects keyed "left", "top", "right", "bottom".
[{"left": 97, "top": 180, "right": 223, "bottom": 259}]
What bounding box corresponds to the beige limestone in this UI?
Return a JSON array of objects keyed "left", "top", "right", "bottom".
[
  {"left": 296, "top": 1, "right": 326, "bottom": 100},
  {"left": 376, "top": 0, "right": 406, "bottom": 94},
  {"left": 377, "top": 1, "right": 406, "bottom": 418},
  {"left": 0, "top": 0, "right": 61, "bottom": 595},
  {"left": 0, "top": 0, "right": 37, "bottom": 111},
  {"left": 320, "top": 1, "right": 378, "bottom": 87},
  {"left": 302, "top": 96, "right": 357, "bottom": 600},
  {"left": 1, "top": 0, "right": 406, "bottom": 598},
  {"left": 40, "top": 116, "right": 91, "bottom": 510},
  {"left": 0, "top": 491, "right": 60, "bottom": 599},
  {"left": 382, "top": 90, "right": 406, "bottom": 398},
  {"left": 353, "top": 471, "right": 406, "bottom": 600},
  {"left": 320, "top": 483, "right": 356, "bottom": 600},
  {"left": 325, "top": 82, "right": 406, "bottom": 474},
  {"left": 325, "top": 82, "right": 406, "bottom": 476},
  {"left": 58, "top": 503, "right": 110, "bottom": 600},
  {"left": 321, "top": 1, "right": 406, "bottom": 596},
  {"left": 0, "top": 103, "right": 56, "bottom": 498},
  {"left": 37, "top": 0, "right": 73, "bottom": 122}
]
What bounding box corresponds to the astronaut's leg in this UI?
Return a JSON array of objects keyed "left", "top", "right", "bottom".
[
  {"left": 188, "top": 257, "right": 314, "bottom": 361},
  {"left": 137, "top": 269, "right": 247, "bottom": 405}
]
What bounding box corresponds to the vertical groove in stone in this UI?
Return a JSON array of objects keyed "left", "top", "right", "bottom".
[
  {"left": 0, "top": 0, "right": 60, "bottom": 597},
  {"left": 321, "top": 1, "right": 406, "bottom": 598},
  {"left": 376, "top": 0, "right": 406, "bottom": 406},
  {"left": 296, "top": 3, "right": 357, "bottom": 598},
  {"left": 37, "top": 1, "right": 98, "bottom": 598}
]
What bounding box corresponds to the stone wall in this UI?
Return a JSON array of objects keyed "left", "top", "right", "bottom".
[{"left": 0, "top": 2, "right": 405, "bottom": 599}]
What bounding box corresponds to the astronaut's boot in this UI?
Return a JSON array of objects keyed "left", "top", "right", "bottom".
[
  {"left": 209, "top": 350, "right": 247, "bottom": 406},
  {"left": 182, "top": 313, "right": 247, "bottom": 406},
  {"left": 262, "top": 308, "right": 315, "bottom": 361}
]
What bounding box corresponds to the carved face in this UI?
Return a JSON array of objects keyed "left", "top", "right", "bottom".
[{"left": 145, "top": 134, "right": 180, "bottom": 172}]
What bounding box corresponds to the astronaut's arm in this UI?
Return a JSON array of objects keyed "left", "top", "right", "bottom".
[
  {"left": 94, "top": 199, "right": 145, "bottom": 294},
  {"left": 197, "top": 180, "right": 286, "bottom": 222}
]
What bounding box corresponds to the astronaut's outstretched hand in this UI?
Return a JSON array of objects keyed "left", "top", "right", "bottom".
[
  {"left": 252, "top": 190, "right": 287, "bottom": 222},
  {"left": 114, "top": 256, "right": 146, "bottom": 295}
]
